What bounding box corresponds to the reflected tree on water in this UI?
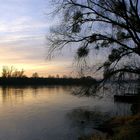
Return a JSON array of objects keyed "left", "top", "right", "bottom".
[{"left": 66, "top": 107, "right": 110, "bottom": 138}]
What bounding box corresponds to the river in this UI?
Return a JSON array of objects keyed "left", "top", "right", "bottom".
[{"left": 0, "top": 86, "right": 132, "bottom": 140}]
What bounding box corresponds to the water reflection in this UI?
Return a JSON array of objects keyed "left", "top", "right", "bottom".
[
  {"left": 131, "top": 103, "right": 140, "bottom": 114},
  {"left": 67, "top": 107, "right": 110, "bottom": 138},
  {"left": 1, "top": 86, "right": 24, "bottom": 104},
  {"left": 0, "top": 86, "right": 133, "bottom": 140},
  {"left": 66, "top": 105, "right": 133, "bottom": 139},
  {"left": 0, "top": 86, "right": 71, "bottom": 105}
]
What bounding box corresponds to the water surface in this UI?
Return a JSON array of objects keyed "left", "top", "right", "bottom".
[{"left": 0, "top": 86, "right": 131, "bottom": 140}]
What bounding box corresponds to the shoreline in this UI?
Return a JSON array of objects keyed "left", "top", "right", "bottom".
[
  {"left": 79, "top": 113, "right": 140, "bottom": 140},
  {"left": 0, "top": 77, "right": 97, "bottom": 86}
]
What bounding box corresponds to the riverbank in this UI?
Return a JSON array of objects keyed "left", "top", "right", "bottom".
[
  {"left": 0, "top": 77, "right": 96, "bottom": 86},
  {"left": 79, "top": 114, "right": 140, "bottom": 140}
]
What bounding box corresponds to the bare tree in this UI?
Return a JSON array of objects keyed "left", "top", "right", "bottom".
[
  {"left": 48, "top": 0, "right": 140, "bottom": 83},
  {"left": 12, "top": 69, "right": 25, "bottom": 78},
  {"left": 2, "top": 66, "right": 15, "bottom": 78},
  {"left": 2, "top": 66, "right": 25, "bottom": 78}
]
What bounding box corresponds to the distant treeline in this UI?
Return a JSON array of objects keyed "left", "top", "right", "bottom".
[{"left": 0, "top": 77, "right": 97, "bottom": 86}]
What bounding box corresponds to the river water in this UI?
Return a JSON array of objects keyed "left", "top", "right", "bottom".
[{"left": 0, "top": 86, "right": 132, "bottom": 140}]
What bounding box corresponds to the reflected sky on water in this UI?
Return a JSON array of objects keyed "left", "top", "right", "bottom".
[{"left": 0, "top": 86, "right": 132, "bottom": 140}]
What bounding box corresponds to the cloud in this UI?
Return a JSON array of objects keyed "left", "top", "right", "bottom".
[
  {"left": 0, "top": 17, "right": 49, "bottom": 34},
  {"left": 0, "top": 0, "right": 73, "bottom": 77}
]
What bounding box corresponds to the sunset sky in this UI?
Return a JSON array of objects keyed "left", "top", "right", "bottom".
[{"left": 0, "top": 0, "right": 75, "bottom": 77}]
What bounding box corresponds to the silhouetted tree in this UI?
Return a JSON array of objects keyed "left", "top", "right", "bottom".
[
  {"left": 12, "top": 69, "right": 25, "bottom": 78},
  {"left": 48, "top": 75, "right": 54, "bottom": 78},
  {"left": 32, "top": 72, "right": 39, "bottom": 78},
  {"left": 2, "top": 66, "right": 8, "bottom": 78},
  {"left": 1, "top": 66, "right": 25, "bottom": 78},
  {"left": 63, "top": 75, "right": 68, "bottom": 78},
  {"left": 56, "top": 74, "right": 60, "bottom": 78},
  {"left": 2, "top": 66, "right": 15, "bottom": 78},
  {"left": 48, "top": 0, "right": 140, "bottom": 84}
]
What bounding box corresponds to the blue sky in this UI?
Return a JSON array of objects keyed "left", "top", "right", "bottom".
[{"left": 0, "top": 0, "right": 74, "bottom": 77}]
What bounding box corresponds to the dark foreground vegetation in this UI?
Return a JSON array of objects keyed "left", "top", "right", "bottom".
[
  {"left": 0, "top": 77, "right": 97, "bottom": 86},
  {"left": 80, "top": 114, "right": 140, "bottom": 140}
]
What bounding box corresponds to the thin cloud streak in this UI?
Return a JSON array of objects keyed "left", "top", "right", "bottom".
[{"left": 0, "top": 0, "right": 73, "bottom": 77}]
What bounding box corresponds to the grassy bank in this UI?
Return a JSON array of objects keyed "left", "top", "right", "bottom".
[{"left": 79, "top": 114, "right": 140, "bottom": 140}]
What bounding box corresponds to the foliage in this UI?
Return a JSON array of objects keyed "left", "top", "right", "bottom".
[{"left": 48, "top": 0, "right": 140, "bottom": 84}]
